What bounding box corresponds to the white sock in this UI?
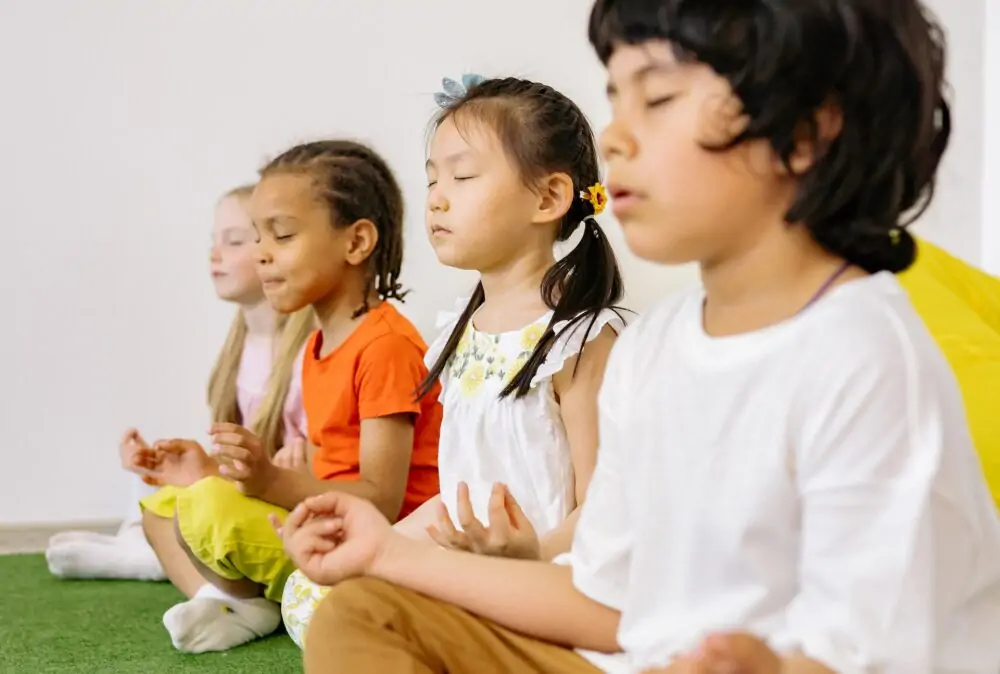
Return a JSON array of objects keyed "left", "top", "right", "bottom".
[
  {"left": 162, "top": 585, "right": 281, "bottom": 653},
  {"left": 45, "top": 535, "right": 166, "bottom": 581},
  {"left": 48, "top": 530, "right": 119, "bottom": 548}
]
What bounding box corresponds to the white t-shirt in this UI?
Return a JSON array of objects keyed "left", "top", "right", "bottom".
[
  {"left": 567, "top": 272, "right": 1000, "bottom": 674},
  {"left": 427, "top": 299, "right": 626, "bottom": 536}
]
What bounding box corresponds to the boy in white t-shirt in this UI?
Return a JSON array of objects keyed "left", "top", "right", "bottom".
[{"left": 274, "top": 0, "right": 1000, "bottom": 672}]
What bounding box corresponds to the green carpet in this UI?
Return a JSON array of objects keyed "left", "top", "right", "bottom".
[{"left": 0, "top": 554, "right": 301, "bottom": 673}]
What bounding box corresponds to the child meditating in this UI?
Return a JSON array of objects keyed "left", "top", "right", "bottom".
[
  {"left": 46, "top": 184, "right": 313, "bottom": 582},
  {"left": 139, "top": 140, "right": 441, "bottom": 653},
  {"left": 281, "top": 1, "right": 1000, "bottom": 672},
  {"left": 279, "top": 74, "right": 627, "bottom": 647}
]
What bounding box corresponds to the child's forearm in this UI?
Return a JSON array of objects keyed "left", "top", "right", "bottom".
[
  {"left": 261, "top": 469, "right": 387, "bottom": 515},
  {"left": 539, "top": 507, "right": 581, "bottom": 561},
  {"left": 391, "top": 495, "right": 440, "bottom": 541},
  {"left": 373, "top": 536, "right": 622, "bottom": 652}
]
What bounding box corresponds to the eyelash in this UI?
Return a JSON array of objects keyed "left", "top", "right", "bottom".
[
  {"left": 645, "top": 95, "right": 675, "bottom": 108},
  {"left": 426, "top": 176, "right": 476, "bottom": 188},
  {"left": 274, "top": 234, "right": 294, "bottom": 241}
]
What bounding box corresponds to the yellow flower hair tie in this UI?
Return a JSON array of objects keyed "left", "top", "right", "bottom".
[{"left": 580, "top": 182, "right": 608, "bottom": 216}]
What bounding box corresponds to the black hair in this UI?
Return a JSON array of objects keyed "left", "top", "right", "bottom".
[
  {"left": 260, "top": 140, "right": 408, "bottom": 317},
  {"left": 418, "top": 77, "right": 627, "bottom": 400},
  {"left": 589, "top": 0, "right": 951, "bottom": 274}
]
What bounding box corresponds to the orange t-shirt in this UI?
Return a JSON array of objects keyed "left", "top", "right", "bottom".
[{"left": 301, "top": 301, "right": 441, "bottom": 518}]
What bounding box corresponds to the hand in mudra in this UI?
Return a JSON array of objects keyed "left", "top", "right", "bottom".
[
  {"left": 427, "top": 482, "right": 541, "bottom": 560},
  {"left": 271, "top": 491, "right": 396, "bottom": 587},
  {"left": 133, "top": 438, "right": 217, "bottom": 488}
]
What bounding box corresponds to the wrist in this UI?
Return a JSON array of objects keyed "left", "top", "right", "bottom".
[
  {"left": 368, "top": 530, "right": 424, "bottom": 581},
  {"left": 255, "top": 462, "right": 285, "bottom": 500}
]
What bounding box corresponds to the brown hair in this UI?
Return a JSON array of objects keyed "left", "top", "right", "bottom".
[
  {"left": 259, "top": 140, "right": 409, "bottom": 317},
  {"left": 418, "top": 78, "right": 626, "bottom": 400}
]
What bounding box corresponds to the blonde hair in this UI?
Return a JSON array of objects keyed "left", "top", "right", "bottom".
[
  {"left": 206, "top": 182, "right": 316, "bottom": 456},
  {"left": 207, "top": 309, "right": 315, "bottom": 457}
]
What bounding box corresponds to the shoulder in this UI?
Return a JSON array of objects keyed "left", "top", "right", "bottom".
[
  {"left": 531, "top": 307, "right": 632, "bottom": 388},
  {"left": 601, "top": 286, "right": 701, "bottom": 381},
  {"left": 355, "top": 304, "right": 428, "bottom": 360},
  {"left": 799, "top": 273, "right": 950, "bottom": 381}
]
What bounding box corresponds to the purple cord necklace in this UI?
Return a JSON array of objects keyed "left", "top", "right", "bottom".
[{"left": 800, "top": 261, "right": 852, "bottom": 313}]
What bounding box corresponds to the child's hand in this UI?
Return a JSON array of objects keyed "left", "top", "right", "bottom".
[
  {"left": 272, "top": 438, "right": 310, "bottom": 474},
  {"left": 209, "top": 423, "right": 277, "bottom": 497},
  {"left": 270, "top": 492, "right": 395, "bottom": 586},
  {"left": 133, "top": 439, "right": 217, "bottom": 488},
  {"left": 427, "top": 482, "right": 540, "bottom": 560},
  {"left": 118, "top": 428, "right": 151, "bottom": 475}
]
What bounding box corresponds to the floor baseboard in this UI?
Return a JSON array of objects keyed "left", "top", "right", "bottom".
[{"left": 0, "top": 520, "right": 123, "bottom": 555}]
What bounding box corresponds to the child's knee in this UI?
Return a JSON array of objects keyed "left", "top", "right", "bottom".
[{"left": 317, "top": 577, "right": 402, "bottom": 622}]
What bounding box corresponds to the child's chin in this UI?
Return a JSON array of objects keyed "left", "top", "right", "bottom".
[{"left": 265, "top": 291, "right": 305, "bottom": 315}]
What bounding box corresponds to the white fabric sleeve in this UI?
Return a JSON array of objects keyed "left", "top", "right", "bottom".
[
  {"left": 529, "top": 308, "right": 628, "bottom": 387},
  {"left": 774, "top": 324, "right": 947, "bottom": 673},
  {"left": 564, "top": 328, "right": 634, "bottom": 611}
]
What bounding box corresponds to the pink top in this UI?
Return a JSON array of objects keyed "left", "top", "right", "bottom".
[{"left": 236, "top": 335, "right": 308, "bottom": 447}]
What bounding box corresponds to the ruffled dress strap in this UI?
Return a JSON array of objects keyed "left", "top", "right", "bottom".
[{"left": 529, "top": 308, "right": 629, "bottom": 388}]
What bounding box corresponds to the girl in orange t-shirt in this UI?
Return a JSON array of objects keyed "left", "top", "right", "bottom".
[{"left": 139, "top": 141, "right": 441, "bottom": 654}]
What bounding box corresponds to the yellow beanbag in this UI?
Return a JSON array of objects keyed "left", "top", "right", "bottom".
[{"left": 899, "top": 239, "right": 1000, "bottom": 511}]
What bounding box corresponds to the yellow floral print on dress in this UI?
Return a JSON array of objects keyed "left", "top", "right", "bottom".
[{"left": 447, "top": 320, "right": 551, "bottom": 397}]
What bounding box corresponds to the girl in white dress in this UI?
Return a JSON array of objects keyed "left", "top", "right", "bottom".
[{"left": 280, "top": 74, "right": 627, "bottom": 647}]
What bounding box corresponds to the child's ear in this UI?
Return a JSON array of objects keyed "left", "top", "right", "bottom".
[
  {"left": 785, "top": 101, "right": 844, "bottom": 175},
  {"left": 344, "top": 219, "right": 379, "bottom": 266},
  {"left": 532, "top": 172, "right": 575, "bottom": 225}
]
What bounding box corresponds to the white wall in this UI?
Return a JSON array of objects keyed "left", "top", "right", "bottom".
[
  {"left": 0, "top": 0, "right": 693, "bottom": 526},
  {"left": 983, "top": 0, "right": 1000, "bottom": 274},
  {"left": 0, "top": 1, "right": 992, "bottom": 526}
]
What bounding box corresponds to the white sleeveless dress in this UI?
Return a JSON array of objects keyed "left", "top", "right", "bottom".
[{"left": 280, "top": 299, "right": 626, "bottom": 648}]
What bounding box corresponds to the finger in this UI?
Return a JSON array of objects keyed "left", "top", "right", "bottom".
[
  {"left": 131, "top": 429, "right": 151, "bottom": 449},
  {"left": 301, "top": 492, "right": 346, "bottom": 517},
  {"left": 296, "top": 518, "right": 345, "bottom": 554},
  {"left": 455, "top": 482, "right": 487, "bottom": 539},
  {"left": 503, "top": 485, "right": 534, "bottom": 530},
  {"left": 211, "top": 432, "right": 260, "bottom": 451},
  {"left": 153, "top": 438, "right": 193, "bottom": 455},
  {"left": 219, "top": 461, "right": 251, "bottom": 481},
  {"left": 272, "top": 449, "right": 290, "bottom": 469},
  {"left": 291, "top": 439, "right": 307, "bottom": 468},
  {"left": 283, "top": 502, "right": 314, "bottom": 538},
  {"left": 212, "top": 444, "right": 254, "bottom": 464},
  {"left": 487, "top": 483, "right": 511, "bottom": 535},
  {"left": 141, "top": 474, "right": 161, "bottom": 487},
  {"left": 426, "top": 524, "right": 467, "bottom": 551},
  {"left": 208, "top": 422, "right": 246, "bottom": 436},
  {"left": 268, "top": 513, "right": 284, "bottom": 538},
  {"left": 435, "top": 501, "right": 462, "bottom": 538}
]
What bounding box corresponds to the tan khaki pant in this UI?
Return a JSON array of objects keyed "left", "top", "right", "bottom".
[{"left": 304, "top": 577, "right": 603, "bottom": 673}]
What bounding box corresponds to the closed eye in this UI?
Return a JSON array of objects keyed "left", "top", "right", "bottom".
[
  {"left": 454, "top": 176, "right": 476, "bottom": 182},
  {"left": 645, "top": 95, "right": 675, "bottom": 108}
]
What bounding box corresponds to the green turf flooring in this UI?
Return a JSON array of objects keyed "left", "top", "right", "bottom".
[{"left": 0, "top": 554, "right": 301, "bottom": 673}]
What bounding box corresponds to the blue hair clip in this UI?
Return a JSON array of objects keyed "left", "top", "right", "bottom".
[{"left": 434, "top": 73, "right": 485, "bottom": 108}]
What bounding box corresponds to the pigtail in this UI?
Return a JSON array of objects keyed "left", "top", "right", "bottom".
[
  {"left": 416, "top": 283, "right": 486, "bottom": 400},
  {"left": 501, "top": 216, "right": 625, "bottom": 399}
]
